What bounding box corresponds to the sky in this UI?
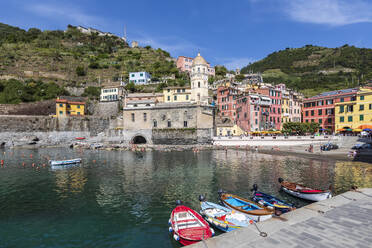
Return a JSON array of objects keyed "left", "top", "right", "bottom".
[{"left": 1, "top": 0, "right": 372, "bottom": 69}]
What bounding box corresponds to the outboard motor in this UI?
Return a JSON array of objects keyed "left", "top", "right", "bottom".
[
  {"left": 251, "top": 184, "right": 258, "bottom": 192},
  {"left": 218, "top": 189, "right": 225, "bottom": 196},
  {"left": 175, "top": 200, "right": 182, "bottom": 206},
  {"left": 199, "top": 194, "right": 206, "bottom": 202},
  {"left": 278, "top": 178, "right": 284, "bottom": 183}
]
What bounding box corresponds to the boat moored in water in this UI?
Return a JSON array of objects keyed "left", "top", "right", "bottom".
[
  {"left": 278, "top": 178, "right": 332, "bottom": 201},
  {"left": 199, "top": 195, "right": 253, "bottom": 232},
  {"left": 169, "top": 201, "right": 213, "bottom": 246},
  {"left": 251, "top": 184, "right": 295, "bottom": 215},
  {"left": 219, "top": 191, "right": 273, "bottom": 222},
  {"left": 49, "top": 158, "right": 82, "bottom": 166}
]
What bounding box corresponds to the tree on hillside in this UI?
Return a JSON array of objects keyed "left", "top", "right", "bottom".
[{"left": 215, "top": 66, "right": 228, "bottom": 77}]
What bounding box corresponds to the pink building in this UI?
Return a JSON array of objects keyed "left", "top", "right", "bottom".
[
  {"left": 176, "top": 56, "right": 215, "bottom": 76},
  {"left": 236, "top": 93, "right": 271, "bottom": 132},
  {"left": 217, "top": 86, "right": 241, "bottom": 122},
  {"left": 257, "top": 87, "right": 282, "bottom": 130}
]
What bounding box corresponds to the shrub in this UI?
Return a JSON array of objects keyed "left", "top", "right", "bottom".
[{"left": 75, "top": 65, "right": 86, "bottom": 76}]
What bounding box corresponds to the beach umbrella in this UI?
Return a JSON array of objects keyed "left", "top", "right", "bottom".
[
  {"left": 336, "top": 128, "right": 345, "bottom": 132},
  {"left": 363, "top": 128, "right": 372, "bottom": 132},
  {"left": 353, "top": 129, "right": 363, "bottom": 132},
  {"left": 346, "top": 128, "right": 353, "bottom": 131}
]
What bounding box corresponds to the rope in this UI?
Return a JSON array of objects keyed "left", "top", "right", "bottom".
[{"left": 252, "top": 221, "right": 268, "bottom": 237}]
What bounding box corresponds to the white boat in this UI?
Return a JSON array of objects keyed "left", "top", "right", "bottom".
[
  {"left": 49, "top": 158, "right": 82, "bottom": 166},
  {"left": 279, "top": 178, "right": 332, "bottom": 201}
]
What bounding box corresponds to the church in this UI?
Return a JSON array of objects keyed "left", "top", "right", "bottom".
[{"left": 122, "top": 53, "right": 216, "bottom": 145}]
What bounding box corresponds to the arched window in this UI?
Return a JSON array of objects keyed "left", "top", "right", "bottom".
[
  {"left": 198, "top": 82, "right": 200, "bottom": 88},
  {"left": 153, "top": 120, "right": 157, "bottom": 127},
  {"left": 167, "top": 120, "right": 171, "bottom": 127},
  {"left": 203, "top": 68, "right": 205, "bottom": 73},
  {"left": 198, "top": 67, "right": 200, "bottom": 72}
]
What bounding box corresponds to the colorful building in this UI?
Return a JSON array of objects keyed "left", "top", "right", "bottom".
[
  {"left": 56, "top": 97, "right": 85, "bottom": 117},
  {"left": 216, "top": 118, "right": 244, "bottom": 136},
  {"left": 302, "top": 88, "right": 358, "bottom": 132},
  {"left": 124, "top": 93, "right": 164, "bottom": 107},
  {"left": 217, "top": 86, "right": 241, "bottom": 121},
  {"left": 257, "top": 86, "right": 282, "bottom": 130},
  {"left": 129, "top": 72, "right": 152, "bottom": 85},
  {"left": 163, "top": 86, "right": 191, "bottom": 103},
  {"left": 100, "top": 84, "right": 125, "bottom": 102},
  {"left": 176, "top": 56, "right": 215, "bottom": 76},
  {"left": 335, "top": 87, "right": 372, "bottom": 131},
  {"left": 236, "top": 92, "right": 271, "bottom": 132}
]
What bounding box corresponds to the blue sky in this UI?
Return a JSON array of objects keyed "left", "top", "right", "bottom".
[{"left": 1, "top": 0, "right": 372, "bottom": 69}]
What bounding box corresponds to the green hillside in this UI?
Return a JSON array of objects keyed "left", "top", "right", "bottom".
[
  {"left": 0, "top": 23, "right": 187, "bottom": 103},
  {"left": 241, "top": 45, "right": 372, "bottom": 97}
]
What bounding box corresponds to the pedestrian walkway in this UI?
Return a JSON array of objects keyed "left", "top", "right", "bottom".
[{"left": 189, "top": 188, "right": 372, "bottom": 248}]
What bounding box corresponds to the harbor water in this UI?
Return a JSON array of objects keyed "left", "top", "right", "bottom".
[{"left": 0, "top": 148, "right": 371, "bottom": 248}]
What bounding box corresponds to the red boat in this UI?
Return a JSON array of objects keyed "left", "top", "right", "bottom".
[
  {"left": 75, "top": 137, "right": 85, "bottom": 140},
  {"left": 169, "top": 204, "right": 214, "bottom": 246}
]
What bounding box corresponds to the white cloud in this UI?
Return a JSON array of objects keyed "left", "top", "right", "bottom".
[
  {"left": 220, "top": 57, "right": 256, "bottom": 70},
  {"left": 26, "top": 3, "right": 104, "bottom": 26},
  {"left": 286, "top": 0, "right": 372, "bottom": 26}
]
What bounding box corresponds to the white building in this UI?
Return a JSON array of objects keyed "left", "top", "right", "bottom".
[
  {"left": 129, "top": 72, "right": 152, "bottom": 85},
  {"left": 190, "top": 53, "right": 209, "bottom": 105},
  {"left": 100, "top": 85, "right": 125, "bottom": 102}
]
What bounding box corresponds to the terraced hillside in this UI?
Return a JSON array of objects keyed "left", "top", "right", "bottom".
[
  {"left": 0, "top": 23, "right": 185, "bottom": 97},
  {"left": 241, "top": 45, "right": 372, "bottom": 96}
]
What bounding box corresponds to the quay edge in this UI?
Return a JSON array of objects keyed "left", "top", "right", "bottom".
[{"left": 189, "top": 188, "right": 372, "bottom": 248}]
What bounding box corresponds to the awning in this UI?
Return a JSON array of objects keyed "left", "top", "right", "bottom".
[
  {"left": 353, "top": 129, "right": 363, "bottom": 132},
  {"left": 358, "top": 124, "right": 372, "bottom": 129},
  {"left": 336, "top": 128, "right": 345, "bottom": 131}
]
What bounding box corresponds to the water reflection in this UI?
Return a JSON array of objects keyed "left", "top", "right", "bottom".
[{"left": 0, "top": 148, "right": 371, "bottom": 248}]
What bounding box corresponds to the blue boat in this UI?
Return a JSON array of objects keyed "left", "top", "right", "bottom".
[
  {"left": 49, "top": 158, "right": 82, "bottom": 166},
  {"left": 199, "top": 195, "right": 253, "bottom": 232},
  {"left": 251, "top": 184, "right": 295, "bottom": 215}
]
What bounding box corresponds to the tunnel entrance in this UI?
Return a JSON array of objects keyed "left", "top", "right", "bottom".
[{"left": 132, "top": 135, "right": 147, "bottom": 144}]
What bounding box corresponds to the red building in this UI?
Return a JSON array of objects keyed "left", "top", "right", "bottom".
[
  {"left": 302, "top": 88, "right": 358, "bottom": 132},
  {"left": 257, "top": 87, "right": 282, "bottom": 130},
  {"left": 217, "top": 86, "right": 241, "bottom": 122}
]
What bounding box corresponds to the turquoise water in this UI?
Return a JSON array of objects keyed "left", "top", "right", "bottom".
[{"left": 0, "top": 148, "right": 370, "bottom": 248}]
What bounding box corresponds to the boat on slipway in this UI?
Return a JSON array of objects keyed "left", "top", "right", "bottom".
[
  {"left": 169, "top": 201, "right": 213, "bottom": 246},
  {"left": 251, "top": 184, "right": 295, "bottom": 215},
  {"left": 199, "top": 195, "right": 253, "bottom": 232},
  {"left": 219, "top": 192, "right": 273, "bottom": 222},
  {"left": 49, "top": 158, "right": 82, "bottom": 166},
  {"left": 278, "top": 178, "right": 332, "bottom": 201}
]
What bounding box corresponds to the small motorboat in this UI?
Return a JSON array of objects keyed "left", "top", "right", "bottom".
[
  {"left": 75, "top": 137, "right": 85, "bottom": 140},
  {"left": 278, "top": 178, "right": 332, "bottom": 201},
  {"left": 169, "top": 200, "right": 214, "bottom": 246},
  {"left": 219, "top": 191, "right": 273, "bottom": 222},
  {"left": 251, "top": 184, "right": 295, "bottom": 215},
  {"left": 49, "top": 158, "right": 82, "bottom": 166},
  {"left": 199, "top": 195, "right": 253, "bottom": 232}
]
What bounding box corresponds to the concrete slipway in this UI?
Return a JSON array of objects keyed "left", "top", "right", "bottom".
[{"left": 189, "top": 188, "right": 372, "bottom": 248}]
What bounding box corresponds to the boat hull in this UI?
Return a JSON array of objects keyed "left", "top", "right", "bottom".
[
  {"left": 169, "top": 205, "right": 213, "bottom": 245},
  {"left": 252, "top": 192, "right": 294, "bottom": 214},
  {"left": 49, "top": 158, "right": 82, "bottom": 166},
  {"left": 282, "top": 186, "right": 332, "bottom": 201},
  {"left": 219, "top": 193, "right": 273, "bottom": 222},
  {"left": 200, "top": 201, "right": 252, "bottom": 232}
]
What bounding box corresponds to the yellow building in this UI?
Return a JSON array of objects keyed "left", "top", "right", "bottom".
[
  {"left": 216, "top": 117, "right": 245, "bottom": 136},
  {"left": 335, "top": 87, "right": 372, "bottom": 131},
  {"left": 163, "top": 86, "right": 191, "bottom": 103},
  {"left": 56, "top": 97, "right": 85, "bottom": 117}
]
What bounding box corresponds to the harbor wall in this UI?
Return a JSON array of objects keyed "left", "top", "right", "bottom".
[{"left": 213, "top": 135, "right": 342, "bottom": 146}]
